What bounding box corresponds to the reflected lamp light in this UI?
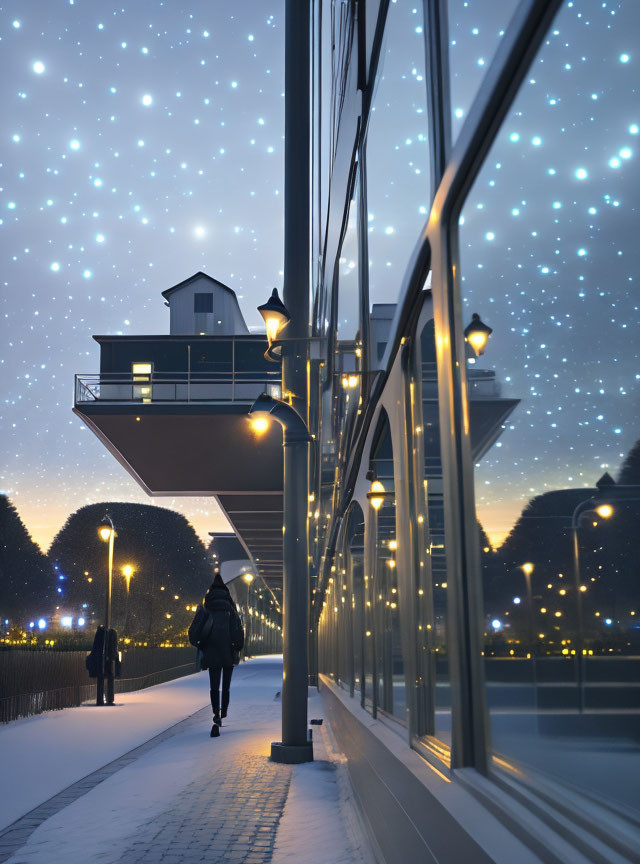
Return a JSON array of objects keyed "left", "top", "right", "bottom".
[
  {"left": 367, "top": 479, "right": 386, "bottom": 510},
  {"left": 464, "top": 313, "right": 493, "bottom": 356},
  {"left": 595, "top": 504, "right": 613, "bottom": 519}
]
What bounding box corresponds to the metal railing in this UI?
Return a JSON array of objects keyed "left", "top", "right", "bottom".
[
  {"left": 75, "top": 371, "right": 282, "bottom": 405},
  {"left": 0, "top": 661, "right": 197, "bottom": 723}
]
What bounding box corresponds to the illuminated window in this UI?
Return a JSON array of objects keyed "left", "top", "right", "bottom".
[{"left": 132, "top": 361, "right": 153, "bottom": 402}]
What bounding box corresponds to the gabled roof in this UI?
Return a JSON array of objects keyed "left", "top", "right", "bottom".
[{"left": 161, "top": 271, "right": 237, "bottom": 300}]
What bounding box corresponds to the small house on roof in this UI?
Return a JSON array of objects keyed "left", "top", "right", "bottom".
[{"left": 162, "top": 272, "right": 250, "bottom": 336}]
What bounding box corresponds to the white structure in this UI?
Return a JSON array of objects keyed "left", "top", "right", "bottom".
[{"left": 162, "top": 272, "right": 250, "bottom": 336}]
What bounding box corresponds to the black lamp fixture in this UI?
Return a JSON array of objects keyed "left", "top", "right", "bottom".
[
  {"left": 258, "top": 288, "right": 291, "bottom": 361},
  {"left": 464, "top": 312, "right": 493, "bottom": 357}
]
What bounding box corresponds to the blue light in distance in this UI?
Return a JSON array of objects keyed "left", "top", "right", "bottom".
[
  {"left": 37, "top": 618, "right": 47, "bottom": 630},
  {"left": 491, "top": 618, "right": 502, "bottom": 631},
  {"left": 61, "top": 616, "right": 73, "bottom": 627}
]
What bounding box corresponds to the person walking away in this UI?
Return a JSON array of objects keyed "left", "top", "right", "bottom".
[{"left": 198, "top": 570, "right": 244, "bottom": 736}]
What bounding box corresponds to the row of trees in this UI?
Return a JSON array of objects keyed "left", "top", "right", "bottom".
[
  {"left": 0, "top": 499, "right": 214, "bottom": 641},
  {"left": 481, "top": 440, "right": 640, "bottom": 653}
]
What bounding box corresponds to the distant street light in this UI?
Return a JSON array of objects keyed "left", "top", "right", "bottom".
[
  {"left": 122, "top": 564, "right": 135, "bottom": 593},
  {"left": 98, "top": 514, "right": 116, "bottom": 705},
  {"left": 570, "top": 474, "right": 619, "bottom": 712},
  {"left": 464, "top": 313, "right": 493, "bottom": 357}
]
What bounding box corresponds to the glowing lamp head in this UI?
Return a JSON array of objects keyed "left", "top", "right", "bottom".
[
  {"left": 521, "top": 562, "right": 534, "bottom": 576},
  {"left": 595, "top": 504, "right": 613, "bottom": 519},
  {"left": 122, "top": 565, "right": 134, "bottom": 578},
  {"left": 98, "top": 526, "right": 113, "bottom": 542},
  {"left": 243, "top": 573, "right": 254, "bottom": 584},
  {"left": 464, "top": 312, "right": 493, "bottom": 356},
  {"left": 257, "top": 288, "right": 290, "bottom": 346},
  {"left": 250, "top": 415, "right": 270, "bottom": 435},
  {"left": 367, "top": 479, "right": 386, "bottom": 510}
]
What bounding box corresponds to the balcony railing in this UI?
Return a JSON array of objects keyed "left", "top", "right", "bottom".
[{"left": 75, "top": 371, "right": 281, "bottom": 405}]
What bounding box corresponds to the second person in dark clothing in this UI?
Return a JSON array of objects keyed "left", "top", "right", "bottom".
[{"left": 202, "top": 570, "right": 244, "bottom": 732}]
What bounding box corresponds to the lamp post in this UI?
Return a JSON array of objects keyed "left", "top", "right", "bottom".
[
  {"left": 98, "top": 516, "right": 115, "bottom": 640},
  {"left": 571, "top": 495, "right": 613, "bottom": 713},
  {"left": 520, "top": 562, "right": 537, "bottom": 709},
  {"left": 122, "top": 564, "right": 134, "bottom": 634},
  {"left": 249, "top": 392, "right": 313, "bottom": 763},
  {"left": 98, "top": 515, "right": 115, "bottom": 705},
  {"left": 243, "top": 572, "right": 254, "bottom": 656}
]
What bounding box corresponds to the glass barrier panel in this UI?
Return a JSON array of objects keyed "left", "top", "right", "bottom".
[{"left": 459, "top": 0, "right": 640, "bottom": 815}]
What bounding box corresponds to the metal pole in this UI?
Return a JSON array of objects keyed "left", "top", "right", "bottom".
[
  {"left": 524, "top": 569, "right": 537, "bottom": 712},
  {"left": 571, "top": 520, "right": 585, "bottom": 713},
  {"left": 249, "top": 395, "right": 312, "bottom": 762},
  {"left": 279, "top": 433, "right": 312, "bottom": 754},
  {"left": 270, "top": 0, "right": 312, "bottom": 765}
]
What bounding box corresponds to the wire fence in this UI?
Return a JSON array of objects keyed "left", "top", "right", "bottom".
[{"left": 0, "top": 647, "right": 197, "bottom": 723}]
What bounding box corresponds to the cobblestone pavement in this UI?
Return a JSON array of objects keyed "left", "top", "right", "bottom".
[{"left": 124, "top": 753, "right": 292, "bottom": 864}]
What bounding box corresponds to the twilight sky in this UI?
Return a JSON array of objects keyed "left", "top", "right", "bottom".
[{"left": 1, "top": 0, "right": 639, "bottom": 551}]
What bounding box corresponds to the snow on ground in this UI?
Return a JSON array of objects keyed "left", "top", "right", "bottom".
[
  {"left": 0, "top": 655, "right": 282, "bottom": 831},
  {"left": 272, "top": 690, "right": 373, "bottom": 864},
  {"left": 1, "top": 656, "right": 373, "bottom": 864},
  {"left": 4, "top": 657, "right": 286, "bottom": 864}
]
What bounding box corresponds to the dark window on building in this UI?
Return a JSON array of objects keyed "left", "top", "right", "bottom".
[{"left": 194, "top": 293, "right": 213, "bottom": 313}]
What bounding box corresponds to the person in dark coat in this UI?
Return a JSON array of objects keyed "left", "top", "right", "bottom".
[
  {"left": 201, "top": 570, "right": 244, "bottom": 732},
  {"left": 86, "top": 625, "right": 120, "bottom": 705}
]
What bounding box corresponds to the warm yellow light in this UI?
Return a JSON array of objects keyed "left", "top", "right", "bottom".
[
  {"left": 579, "top": 585, "right": 587, "bottom": 592},
  {"left": 368, "top": 479, "right": 386, "bottom": 510},
  {"left": 250, "top": 415, "right": 270, "bottom": 434},
  {"left": 521, "top": 562, "right": 534, "bottom": 576},
  {"left": 122, "top": 565, "right": 134, "bottom": 578},
  {"left": 243, "top": 573, "right": 254, "bottom": 584},
  {"left": 388, "top": 539, "right": 398, "bottom": 551},
  {"left": 467, "top": 330, "right": 489, "bottom": 355},
  {"left": 348, "top": 375, "right": 358, "bottom": 388},
  {"left": 559, "top": 589, "right": 566, "bottom": 596},
  {"left": 98, "top": 526, "right": 112, "bottom": 542},
  {"left": 387, "top": 559, "right": 396, "bottom": 569},
  {"left": 265, "top": 316, "right": 281, "bottom": 344},
  {"left": 595, "top": 504, "right": 613, "bottom": 519},
  {"left": 132, "top": 363, "right": 152, "bottom": 375}
]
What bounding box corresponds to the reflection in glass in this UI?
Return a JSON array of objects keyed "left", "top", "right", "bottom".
[
  {"left": 448, "top": 0, "right": 519, "bottom": 143},
  {"left": 366, "top": 0, "right": 429, "bottom": 311},
  {"left": 459, "top": 0, "right": 640, "bottom": 815}
]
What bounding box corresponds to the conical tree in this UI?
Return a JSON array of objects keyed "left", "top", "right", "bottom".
[
  {"left": 48, "top": 502, "right": 212, "bottom": 641},
  {"left": 0, "top": 495, "right": 51, "bottom": 621}
]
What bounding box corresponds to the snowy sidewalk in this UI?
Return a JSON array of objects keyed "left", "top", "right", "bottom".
[{"left": 0, "top": 657, "right": 371, "bottom": 864}]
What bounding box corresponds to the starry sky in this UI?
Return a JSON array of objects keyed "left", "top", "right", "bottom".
[
  {"left": 1, "top": 0, "right": 639, "bottom": 551},
  {"left": 1, "top": 0, "right": 285, "bottom": 549}
]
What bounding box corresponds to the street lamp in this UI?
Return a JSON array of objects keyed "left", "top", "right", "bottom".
[
  {"left": 464, "top": 313, "right": 493, "bottom": 357},
  {"left": 98, "top": 514, "right": 115, "bottom": 705},
  {"left": 258, "top": 288, "right": 291, "bottom": 361},
  {"left": 122, "top": 564, "right": 135, "bottom": 593},
  {"left": 571, "top": 477, "right": 616, "bottom": 712},
  {"left": 243, "top": 572, "right": 254, "bottom": 656},
  {"left": 249, "top": 391, "right": 313, "bottom": 763}
]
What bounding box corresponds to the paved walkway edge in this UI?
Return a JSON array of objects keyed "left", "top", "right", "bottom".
[{"left": 0, "top": 704, "right": 211, "bottom": 863}]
